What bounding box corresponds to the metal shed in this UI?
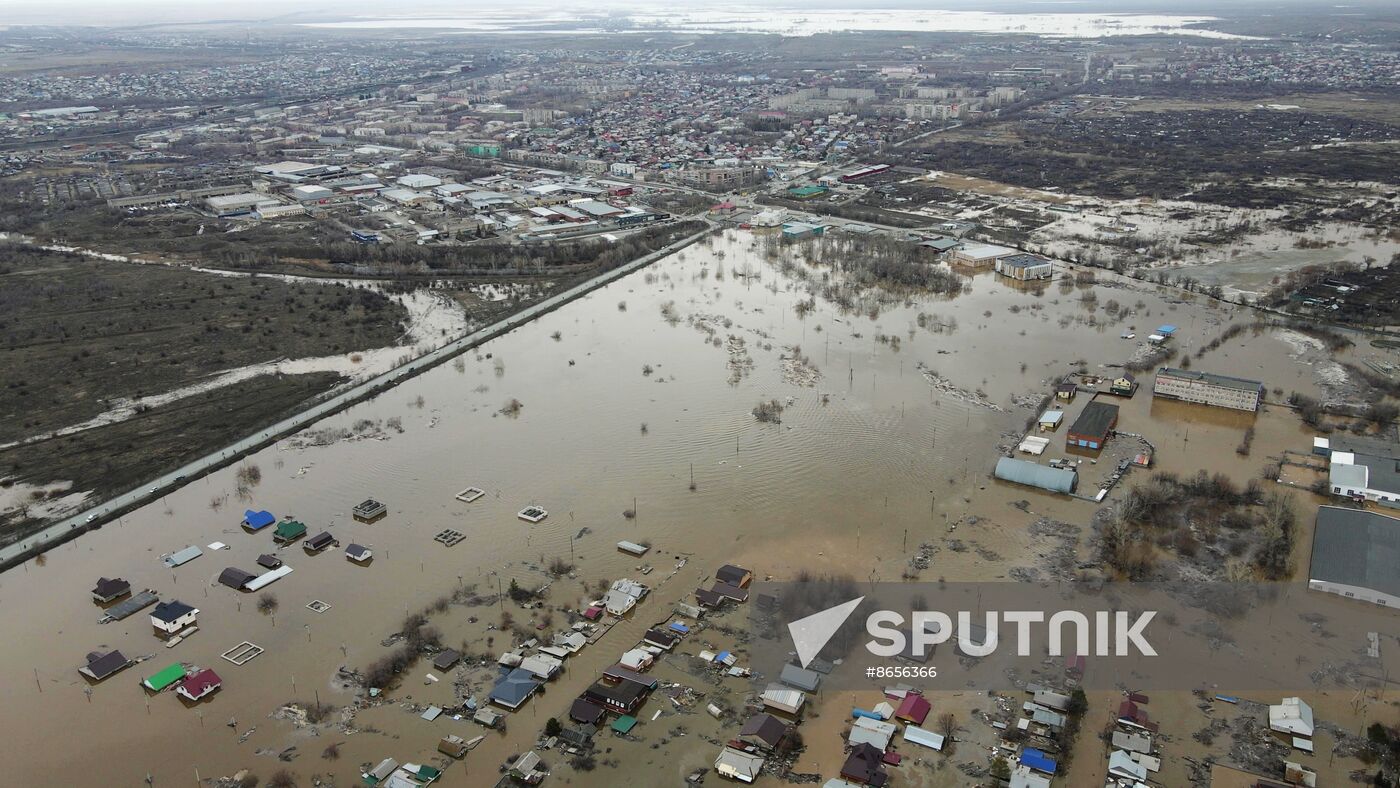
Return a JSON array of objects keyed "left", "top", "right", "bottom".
[{"left": 994, "top": 457, "right": 1078, "bottom": 494}]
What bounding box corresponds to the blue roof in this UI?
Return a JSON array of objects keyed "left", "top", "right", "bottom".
[
  {"left": 489, "top": 668, "right": 541, "bottom": 707},
  {"left": 852, "top": 708, "right": 882, "bottom": 720},
  {"left": 1020, "top": 748, "right": 1057, "bottom": 774},
  {"left": 243, "top": 509, "right": 275, "bottom": 529},
  {"left": 1156, "top": 324, "right": 1177, "bottom": 334},
  {"left": 668, "top": 622, "right": 690, "bottom": 634}
]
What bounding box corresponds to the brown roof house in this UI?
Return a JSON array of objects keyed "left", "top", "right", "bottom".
[{"left": 92, "top": 577, "right": 131, "bottom": 604}]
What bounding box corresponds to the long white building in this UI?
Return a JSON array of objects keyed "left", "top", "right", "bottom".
[{"left": 1151, "top": 368, "right": 1263, "bottom": 412}]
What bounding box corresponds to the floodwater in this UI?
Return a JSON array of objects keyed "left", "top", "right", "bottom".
[{"left": 0, "top": 230, "right": 1385, "bottom": 786}]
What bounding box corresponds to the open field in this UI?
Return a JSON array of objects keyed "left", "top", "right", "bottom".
[
  {"left": 902, "top": 103, "right": 1400, "bottom": 207},
  {"left": 0, "top": 371, "right": 342, "bottom": 544},
  {"left": 0, "top": 245, "right": 406, "bottom": 445}
]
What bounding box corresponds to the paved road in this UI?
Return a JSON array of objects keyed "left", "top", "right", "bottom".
[{"left": 0, "top": 223, "right": 717, "bottom": 571}]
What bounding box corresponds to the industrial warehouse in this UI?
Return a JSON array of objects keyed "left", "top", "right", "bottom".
[{"left": 1309, "top": 506, "right": 1400, "bottom": 608}]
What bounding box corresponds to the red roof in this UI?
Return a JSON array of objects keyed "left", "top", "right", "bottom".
[
  {"left": 179, "top": 668, "right": 222, "bottom": 699},
  {"left": 584, "top": 606, "right": 603, "bottom": 620},
  {"left": 895, "top": 693, "right": 931, "bottom": 725},
  {"left": 882, "top": 752, "right": 903, "bottom": 766}
]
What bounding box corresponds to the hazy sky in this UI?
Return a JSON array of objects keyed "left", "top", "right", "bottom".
[{"left": 0, "top": 0, "right": 1363, "bottom": 26}]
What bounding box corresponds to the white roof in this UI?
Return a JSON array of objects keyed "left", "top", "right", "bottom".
[
  {"left": 902, "top": 725, "right": 946, "bottom": 751},
  {"left": 381, "top": 187, "right": 424, "bottom": 202},
  {"left": 1111, "top": 730, "right": 1152, "bottom": 753},
  {"left": 714, "top": 748, "right": 764, "bottom": 781},
  {"left": 848, "top": 717, "right": 896, "bottom": 749},
  {"left": 604, "top": 589, "right": 638, "bottom": 615},
  {"left": 1269, "top": 697, "right": 1315, "bottom": 737},
  {"left": 244, "top": 565, "right": 294, "bottom": 591},
  {"left": 872, "top": 701, "right": 895, "bottom": 719},
  {"left": 619, "top": 649, "right": 652, "bottom": 669},
  {"left": 397, "top": 174, "right": 442, "bottom": 188},
  {"left": 1018, "top": 436, "right": 1050, "bottom": 455},
  {"left": 1033, "top": 690, "right": 1070, "bottom": 710},
  {"left": 958, "top": 242, "right": 1016, "bottom": 259},
  {"left": 1010, "top": 765, "right": 1051, "bottom": 788},
  {"left": 1108, "top": 750, "right": 1148, "bottom": 780},
  {"left": 761, "top": 685, "right": 805, "bottom": 712},
  {"left": 519, "top": 654, "right": 562, "bottom": 677},
  {"left": 256, "top": 161, "right": 321, "bottom": 175}
]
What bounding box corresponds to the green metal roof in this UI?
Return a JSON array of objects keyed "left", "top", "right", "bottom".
[
  {"left": 144, "top": 663, "right": 186, "bottom": 691},
  {"left": 274, "top": 520, "right": 307, "bottom": 540},
  {"left": 612, "top": 714, "right": 638, "bottom": 733}
]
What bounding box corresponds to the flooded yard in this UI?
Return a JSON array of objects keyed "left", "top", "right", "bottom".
[{"left": 0, "top": 229, "right": 1392, "bottom": 786}]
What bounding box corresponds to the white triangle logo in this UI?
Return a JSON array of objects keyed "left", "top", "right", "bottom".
[{"left": 788, "top": 596, "right": 865, "bottom": 668}]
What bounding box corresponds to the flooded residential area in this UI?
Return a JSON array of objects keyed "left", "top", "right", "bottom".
[{"left": 4, "top": 225, "right": 1398, "bottom": 786}]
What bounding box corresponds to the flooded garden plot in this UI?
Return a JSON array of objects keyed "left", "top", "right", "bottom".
[{"left": 0, "top": 230, "right": 1390, "bottom": 786}]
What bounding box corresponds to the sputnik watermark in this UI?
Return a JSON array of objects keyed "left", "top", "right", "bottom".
[
  {"left": 755, "top": 581, "right": 1397, "bottom": 692},
  {"left": 865, "top": 609, "right": 1158, "bottom": 658},
  {"left": 788, "top": 600, "right": 1157, "bottom": 669}
]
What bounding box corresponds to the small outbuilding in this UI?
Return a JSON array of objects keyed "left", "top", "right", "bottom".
[{"left": 217, "top": 567, "right": 256, "bottom": 590}]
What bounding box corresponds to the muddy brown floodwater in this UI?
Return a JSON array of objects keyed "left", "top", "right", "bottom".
[{"left": 1, "top": 230, "right": 1395, "bottom": 787}]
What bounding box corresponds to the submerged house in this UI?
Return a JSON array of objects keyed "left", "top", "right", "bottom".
[
  {"left": 840, "top": 743, "right": 888, "bottom": 786},
  {"left": 715, "top": 747, "right": 765, "bottom": 783},
  {"left": 150, "top": 600, "right": 198, "bottom": 636},
  {"left": 177, "top": 668, "right": 222, "bottom": 701},
  {"left": 79, "top": 650, "right": 132, "bottom": 682},
  {"left": 716, "top": 564, "right": 754, "bottom": 588},
  {"left": 91, "top": 577, "right": 131, "bottom": 603},
  {"left": 584, "top": 678, "right": 650, "bottom": 715},
  {"left": 740, "top": 713, "right": 793, "bottom": 752},
  {"left": 241, "top": 509, "right": 276, "bottom": 531},
  {"left": 570, "top": 698, "right": 607, "bottom": 725},
  {"left": 273, "top": 520, "right": 307, "bottom": 544},
  {"left": 304, "top": 531, "right": 338, "bottom": 553},
  {"left": 432, "top": 649, "right": 461, "bottom": 671},
  {"left": 489, "top": 668, "right": 541, "bottom": 710}
]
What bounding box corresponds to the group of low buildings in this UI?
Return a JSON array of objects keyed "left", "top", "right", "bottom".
[
  {"left": 144, "top": 157, "right": 671, "bottom": 246},
  {"left": 998, "top": 358, "right": 1267, "bottom": 498}
]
